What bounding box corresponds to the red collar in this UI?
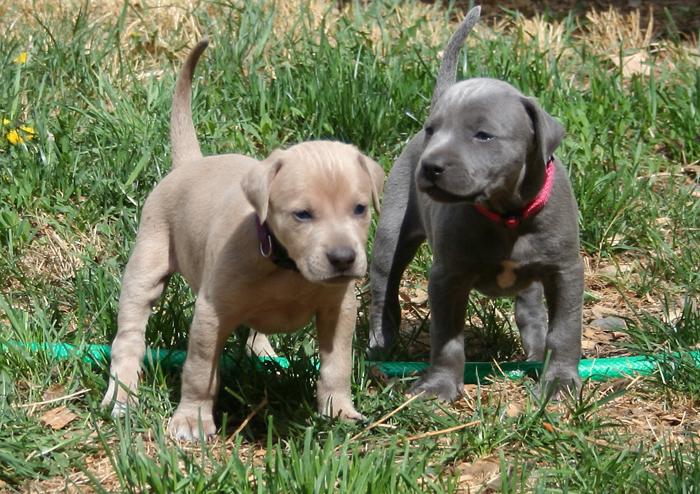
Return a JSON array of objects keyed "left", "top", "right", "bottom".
[{"left": 474, "top": 157, "right": 555, "bottom": 229}]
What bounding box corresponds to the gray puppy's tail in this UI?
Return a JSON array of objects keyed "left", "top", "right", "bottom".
[
  {"left": 430, "top": 6, "right": 481, "bottom": 111},
  {"left": 171, "top": 39, "right": 209, "bottom": 169}
]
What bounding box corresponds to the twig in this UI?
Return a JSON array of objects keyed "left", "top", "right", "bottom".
[
  {"left": 403, "top": 420, "right": 481, "bottom": 443},
  {"left": 231, "top": 397, "right": 268, "bottom": 437},
  {"left": 348, "top": 392, "right": 424, "bottom": 443},
  {"left": 18, "top": 388, "right": 89, "bottom": 409}
]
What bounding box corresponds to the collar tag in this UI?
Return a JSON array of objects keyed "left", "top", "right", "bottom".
[
  {"left": 504, "top": 216, "right": 520, "bottom": 229},
  {"left": 254, "top": 216, "right": 299, "bottom": 272}
]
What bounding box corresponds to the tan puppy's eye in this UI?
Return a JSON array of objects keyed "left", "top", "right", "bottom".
[
  {"left": 293, "top": 210, "right": 313, "bottom": 221},
  {"left": 353, "top": 204, "right": 367, "bottom": 216}
]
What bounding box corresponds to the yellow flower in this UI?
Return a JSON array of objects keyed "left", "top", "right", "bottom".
[
  {"left": 14, "top": 52, "right": 28, "bottom": 64},
  {"left": 6, "top": 129, "right": 24, "bottom": 145},
  {"left": 2, "top": 118, "right": 10, "bottom": 126},
  {"left": 20, "top": 125, "right": 36, "bottom": 140}
]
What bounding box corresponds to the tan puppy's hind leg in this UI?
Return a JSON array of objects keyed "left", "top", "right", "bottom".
[
  {"left": 316, "top": 286, "right": 364, "bottom": 421},
  {"left": 102, "top": 232, "right": 172, "bottom": 415}
]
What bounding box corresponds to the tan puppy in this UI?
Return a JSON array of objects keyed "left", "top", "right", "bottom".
[{"left": 101, "top": 40, "right": 384, "bottom": 441}]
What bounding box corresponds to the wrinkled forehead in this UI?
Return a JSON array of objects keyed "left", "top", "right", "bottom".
[
  {"left": 270, "top": 143, "right": 367, "bottom": 203},
  {"left": 434, "top": 79, "right": 528, "bottom": 124}
]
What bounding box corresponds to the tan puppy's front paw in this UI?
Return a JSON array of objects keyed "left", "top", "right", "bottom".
[
  {"left": 101, "top": 374, "right": 139, "bottom": 417},
  {"left": 337, "top": 407, "right": 367, "bottom": 422},
  {"left": 168, "top": 405, "right": 217, "bottom": 441},
  {"left": 319, "top": 396, "right": 365, "bottom": 422}
]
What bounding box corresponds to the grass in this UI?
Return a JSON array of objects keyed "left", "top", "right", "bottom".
[{"left": 1, "top": 0, "right": 699, "bottom": 491}]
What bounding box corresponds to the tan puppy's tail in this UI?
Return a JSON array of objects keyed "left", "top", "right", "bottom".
[
  {"left": 171, "top": 39, "right": 209, "bottom": 168},
  {"left": 430, "top": 6, "right": 480, "bottom": 111}
]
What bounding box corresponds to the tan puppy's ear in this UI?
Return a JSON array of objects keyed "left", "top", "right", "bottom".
[
  {"left": 241, "top": 157, "right": 283, "bottom": 223},
  {"left": 358, "top": 154, "right": 385, "bottom": 214}
]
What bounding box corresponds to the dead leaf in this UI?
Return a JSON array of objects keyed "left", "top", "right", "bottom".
[
  {"left": 457, "top": 457, "right": 500, "bottom": 493},
  {"left": 661, "top": 415, "right": 682, "bottom": 426},
  {"left": 582, "top": 339, "right": 597, "bottom": 351},
  {"left": 505, "top": 402, "right": 522, "bottom": 418},
  {"left": 682, "top": 164, "right": 699, "bottom": 181},
  {"left": 590, "top": 304, "right": 614, "bottom": 320},
  {"left": 611, "top": 50, "right": 651, "bottom": 78},
  {"left": 40, "top": 406, "right": 78, "bottom": 430},
  {"left": 42, "top": 384, "right": 66, "bottom": 402},
  {"left": 410, "top": 287, "right": 429, "bottom": 305},
  {"left": 542, "top": 422, "right": 555, "bottom": 433}
]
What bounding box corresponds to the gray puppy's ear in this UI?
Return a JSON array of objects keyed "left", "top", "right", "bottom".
[
  {"left": 521, "top": 96, "right": 565, "bottom": 166},
  {"left": 241, "top": 155, "right": 283, "bottom": 223},
  {"left": 357, "top": 153, "right": 385, "bottom": 214}
]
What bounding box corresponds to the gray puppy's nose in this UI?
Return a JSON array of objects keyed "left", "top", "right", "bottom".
[
  {"left": 327, "top": 247, "right": 356, "bottom": 271},
  {"left": 421, "top": 161, "right": 444, "bottom": 182}
]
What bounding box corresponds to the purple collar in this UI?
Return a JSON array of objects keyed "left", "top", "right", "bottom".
[
  {"left": 254, "top": 216, "right": 299, "bottom": 272},
  {"left": 474, "top": 157, "right": 555, "bottom": 229}
]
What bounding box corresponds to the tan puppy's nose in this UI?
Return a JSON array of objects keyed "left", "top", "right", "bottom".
[{"left": 327, "top": 247, "right": 356, "bottom": 271}]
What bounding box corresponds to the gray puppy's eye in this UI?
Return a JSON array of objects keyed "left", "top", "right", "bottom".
[
  {"left": 293, "top": 210, "right": 313, "bottom": 221},
  {"left": 474, "top": 131, "right": 494, "bottom": 142},
  {"left": 424, "top": 125, "right": 434, "bottom": 137}
]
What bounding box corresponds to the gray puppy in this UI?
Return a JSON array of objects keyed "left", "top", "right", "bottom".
[{"left": 368, "top": 7, "right": 583, "bottom": 400}]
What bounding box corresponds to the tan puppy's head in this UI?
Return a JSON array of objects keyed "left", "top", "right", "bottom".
[{"left": 242, "top": 141, "right": 384, "bottom": 284}]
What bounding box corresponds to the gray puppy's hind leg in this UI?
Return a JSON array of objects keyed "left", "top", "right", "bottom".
[
  {"left": 368, "top": 157, "right": 425, "bottom": 358},
  {"left": 515, "top": 282, "right": 548, "bottom": 361},
  {"left": 102, "top": 226, "right": 173, "bottom": 415}
]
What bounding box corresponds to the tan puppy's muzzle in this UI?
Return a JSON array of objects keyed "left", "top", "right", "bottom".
[{"left": 326, "top": 246, "right": 357, "bottom": 272}]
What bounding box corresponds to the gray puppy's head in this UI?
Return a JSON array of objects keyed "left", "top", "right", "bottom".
[{"left": 416, "top": 78, "right": 564, "bottom": 212}]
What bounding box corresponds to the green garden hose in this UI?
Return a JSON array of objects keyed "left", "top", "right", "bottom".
[{"left": 3, "top": 341, "right": 699, "bottom": 384}]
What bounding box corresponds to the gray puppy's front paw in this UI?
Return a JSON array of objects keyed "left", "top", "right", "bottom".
[
  {"left": 537, "top": 368, "right": 582, "bottom": 401},
  {"left": 408, "top": 369, "right": 463, "bottom": 401},
  {"left": 366, "top": 343, "right": 393, "bottom": 361},
  {"left": 366, "top": 327, "right": 396, "bottom": 361}
]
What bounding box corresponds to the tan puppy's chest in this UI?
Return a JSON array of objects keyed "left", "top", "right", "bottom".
[
  {"left": 237, "top": 274, "right": 343, "bottom": 333},
  {"left": 244, "top": 300, "right": 316, "bottom": 333}
]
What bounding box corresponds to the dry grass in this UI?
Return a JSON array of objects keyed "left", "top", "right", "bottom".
[
  {"left": 4, "top": 0, "right": 696, "bottom": 77},
  {"left": 4, "top": 212, "right": 107, "bottom": 289}
]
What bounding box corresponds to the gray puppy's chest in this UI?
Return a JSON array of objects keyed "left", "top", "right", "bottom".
[
  {"left": 426, "top": 209, "right": 556, "bottom": 297},
  {"left": 470, "top": 260, "right": 542, "bottom": 297}
]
